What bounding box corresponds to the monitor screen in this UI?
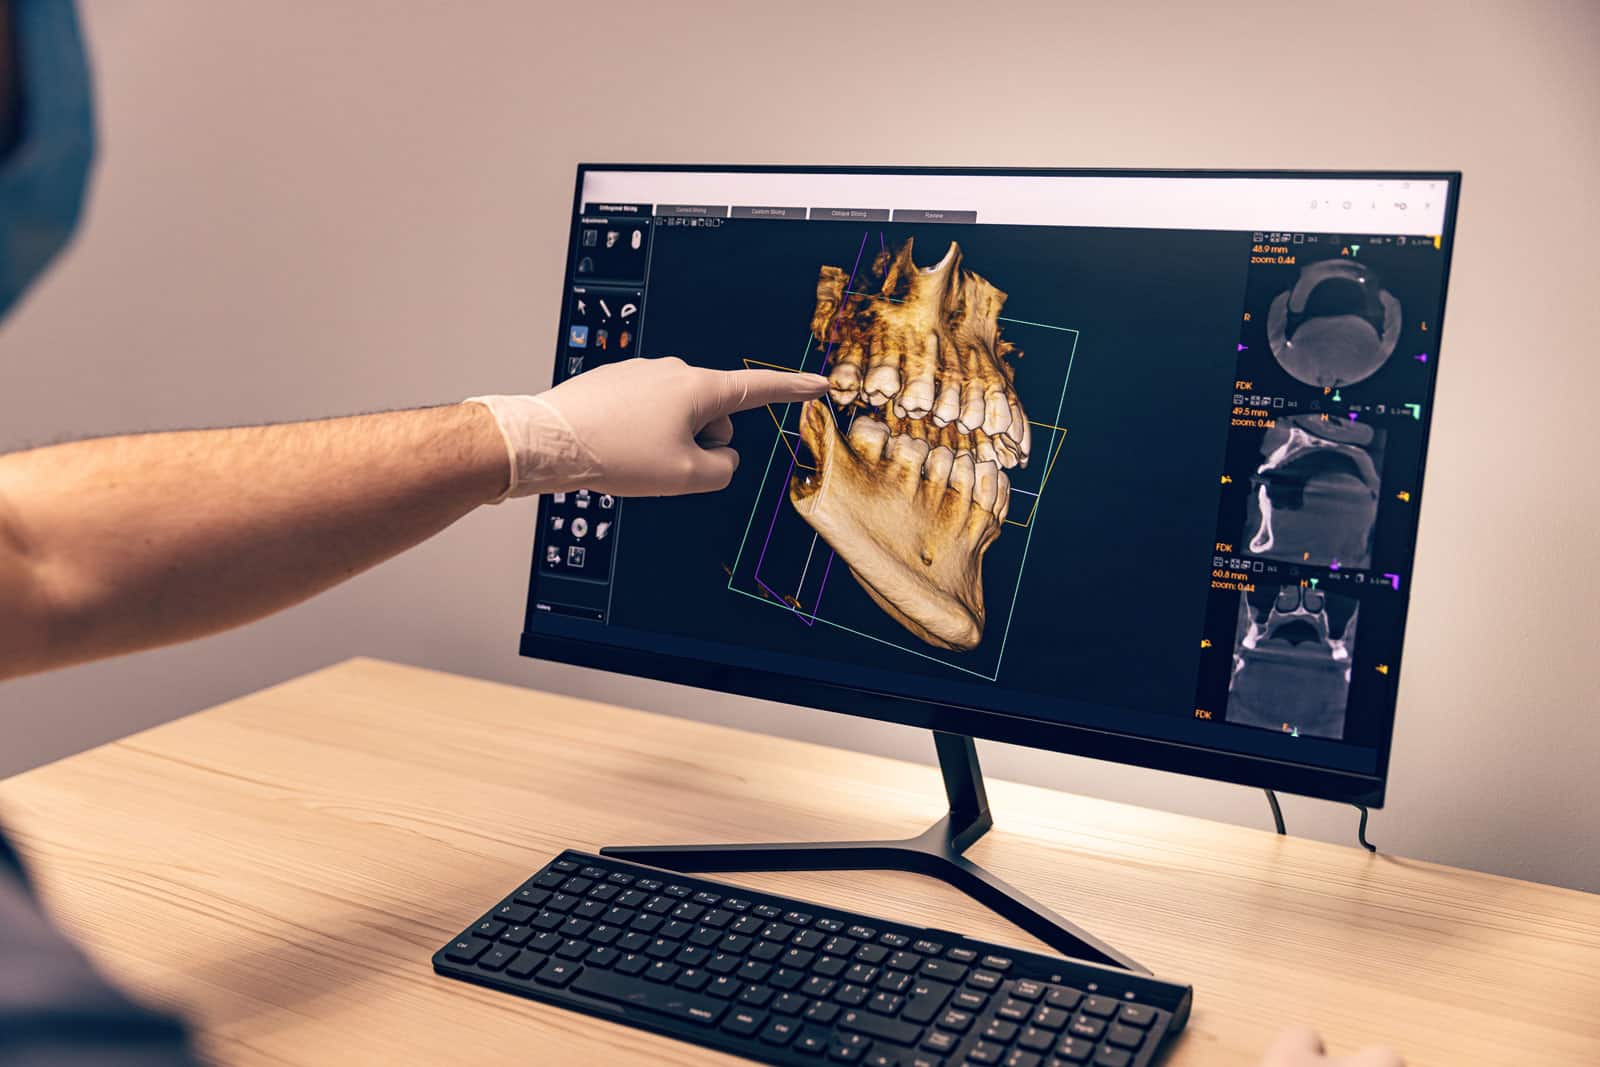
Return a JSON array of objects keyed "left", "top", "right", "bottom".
[{"left": 521, "top": 165, "right": 1460, "bottom": 805}]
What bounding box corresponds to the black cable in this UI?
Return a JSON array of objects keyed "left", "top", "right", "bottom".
[
  {"left": 1354, "top": 805, "right": 1377, "bottom": 853},
  {"left": 1263, "top": 789, "right": 1285, "bottom": 835}
]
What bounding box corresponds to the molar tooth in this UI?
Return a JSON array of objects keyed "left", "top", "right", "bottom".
[
  {"left": 923, "top": 445, "right": 955, "bottom": 486},
  {"left": 958, "top": 381, "right": 987, "bottom": 432},
  {"left": 976, "top": 437, "right": 996, "bottom": 464},
  {"left": 948, "top": 453, "right": 976, "bottom": 499},
  {"left": 863, "top": 364, "right": 901, "bottom": 405},
  {"left": 974, "top": 460, "right": 999, "bottom": 511},
  {"left": 992, "top": 435, "right": 1019, "bottom": 470},
  {"left": 899, "top": 333, "right": 938, "bottom": 419},
  {"left": 846, "top": 415, "right": 890, "bottom": 460},
  {"left": 932, "top": 380, "right": 962, "bottom": 426}
]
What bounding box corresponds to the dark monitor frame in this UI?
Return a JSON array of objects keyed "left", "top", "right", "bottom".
[{"left": 521, "top": 163, "right": 1464, "bottom": 810}]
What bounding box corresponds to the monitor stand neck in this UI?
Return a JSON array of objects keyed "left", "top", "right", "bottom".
[{"left": 601, "top": 730, "right": 1146, "bottom": 974}]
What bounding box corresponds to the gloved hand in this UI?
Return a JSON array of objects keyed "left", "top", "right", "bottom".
[
  {"left": 1259, "top": 1027, "right": 1403, "bottom": 1067},
  {"left": 469, "top": 357, "right": 829, "bottom": 499}
]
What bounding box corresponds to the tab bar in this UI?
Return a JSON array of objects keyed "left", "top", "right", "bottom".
[
  {"left": 656, "top": 204, "right": 730, "bottom": 218},
  {"left": 810, "top": 207, "right": 892, "bottom": 222},
  {"left": 891, "top": 208, "right": 978, "bottom": 224},
  {"left": 729, "top": 205, "right": 807, "bottom": 220},
  {"left": 582, "top": 202, "right": 651, "bottom": 217}
]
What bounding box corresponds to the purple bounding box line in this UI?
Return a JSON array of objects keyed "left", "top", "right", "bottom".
[
  {"left": 808, "top": 550, "right": 838, "bottom": 622},
  {"left": 753, "top": 230, "right": 869, "bottom": 622}
]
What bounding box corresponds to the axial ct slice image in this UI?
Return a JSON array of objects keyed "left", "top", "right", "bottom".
[
  {"left": 788, "top": 238, "right": 1027, "bottom": 652},
  {"left": 1226, "top": 584, "right": 1359, "bottom": 740},
  {"left": 1267, "top": 259, "right": 1402, "bottom": 388}
]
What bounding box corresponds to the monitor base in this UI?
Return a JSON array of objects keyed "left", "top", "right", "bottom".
[{"left": 601, "top": 730, "right": 1147, "bottom": 974}]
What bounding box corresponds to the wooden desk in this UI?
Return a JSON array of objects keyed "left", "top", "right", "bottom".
[{"left": 1, "top": 659, "right": 1596, "bottom": 1066}]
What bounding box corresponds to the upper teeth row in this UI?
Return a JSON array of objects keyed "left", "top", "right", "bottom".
[{"left": 830, "top": 367, "right": 1031, "bottom": 466}]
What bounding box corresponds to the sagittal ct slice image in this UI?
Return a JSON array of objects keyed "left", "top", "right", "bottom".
[
  {"left": 1267, "top": 258, "right": 1401, "bottom": 388},
  {"left": 789, "top": 239, "right": 1027, "bottom": 652},
  {"left": 1245, "top": 414, "right": 1385, "bottom": 569},
  {"left": 1226, "top": 584, "right": 1358, "bottom": 740}
]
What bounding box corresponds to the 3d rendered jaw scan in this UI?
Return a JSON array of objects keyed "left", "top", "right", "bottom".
[
  {"left": 1226, "top": 584, "right": 1358, "bottom": 740},
  {"left": 1267, "top": 259, "right": 1401, "bottom": 388},
  {"left": 789, "top": 239, "right": 1025, "bottom": 652},
  {"left": 1245, "top": 414, "right": 1383, "bottom": 569}
]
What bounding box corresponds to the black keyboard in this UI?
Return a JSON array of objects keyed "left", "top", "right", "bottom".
[{"left": 434, "top": 851, "right": 1191, "bottom": 1066}]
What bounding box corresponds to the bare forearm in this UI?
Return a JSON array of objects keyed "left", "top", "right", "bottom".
[{"left": 0, "top": 404, "right": 508, "bottom": 679}]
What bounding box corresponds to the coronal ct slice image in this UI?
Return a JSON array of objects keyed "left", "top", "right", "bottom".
[
  {"left": 1267, "top": 259, "right": 1401, "bottom": 388},
  {"left": 1244, "top": 414, "right": 1384, "bottom": 569},
  {"left": 788, "top": 239, "right": 1026, "bottom": 651},
  {"left": 1226, "top": 584, "right": 1358, "bottom": 740}
]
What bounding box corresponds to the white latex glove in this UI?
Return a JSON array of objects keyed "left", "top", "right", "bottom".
[
  {"left": 469, "top": 357, "right": 828, "bottom": 499},
  {"left": 1260, "top": 1027, "right": 1403, "bottom": 1067}
]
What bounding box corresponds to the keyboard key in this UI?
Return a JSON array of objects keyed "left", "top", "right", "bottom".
[
  {"left": 513, "top": 886, "right": 551, "bottom": 907},
  {"left": 772, "top": 967, "right": 807, "bottom": 990},
  {"left": 829, "top": 1032, "right": 872, "bottom": 1062},
  {"left": 534, "top": 960, "right": 580, "bottom": 987},
  {"left": 981, "top": 954, "right": 1013, "bottom": 972},
  {"left": 1092, "top": 1049, "right": 1131, "bottom": 1067},
  {"left": 498, "top": 924, "right": 532, "bottom": 946},
  {"left": 752, "top": 940, "right": 785, "bottom": 963},
  {"left": 674, "top": 945, "right": 709, "bottom": 967},
  {"left": 867, "top": 992, "right": 904, "bottom": 1015},
  {"left": 675, "top": 967, "right": 710, "bottom": 992},
  {"left": 1054, "top": 1035, "right": 1094, "bottom": 1063},
  {"left": 1068, "top": 1015, "right": 1105, "bottom": 1041},
  {"left": 845, "top": 963, "right": 879, "bottom": 985},
  {"left": 1016, "top": 1025, "right": 1054, "bottom": 1051},
  {"left": 571, "top": 967, "right": 726, "bottom": 1026},
  {"left": 936, "top": 1009, "right": 974, "bottom": 1033},
  {"left": 773, "top": 991, "right": 808, "bottom": 1015},
  {"left": 740, "top": 984, "right": 775, "bottom": 1008},
  {"left": 907, "top": 1057, "right": 943, "bottom": 1067},
  {"left": 708, "top": 952, "right": 742, "bottom": 974},
  {"left": 692, "top": 891, "right": 721, "bottom": 906},
  {"left": 997, "top": 998, "right": 1031, "bottom": 1022},
  {"left": 824, "top": 936, "right": 859, "bottom": 957},
  {"left": 665, "top": 884, "right": 693, "bottom": 899},
  {"left": 737, "top": 960, "right": 772, "bottom": 983},
  {"left": 555, "top": 938, "right": 588, "bottom": 960},
  {"left": 1012, "top": 979, "right": 1046, "bottom": 1001},
  {"left": 645, "top": 961, "right": 679, "bottom": 983},
  {"left": 707, "top": 976, "right": 741, "bottom": 999},
  {"left": 879, "top": 932, "right": 910, "bottom": 948},
  {"left": 967, "top": 970, "right": 1002, "bottom": 992},
  {"left": 529, "top": 931, "right": 562, "bottom": 953},
  {"left": 855, "top": 943, "right": 890, "bottom": 965},
  {"left": 1032, "top": 1005, "right": 1070, "bottom": 1030},
  {"left": 864, "top": 1053, "right": 898, "bottom": 1067},
  {"left": 889, "top": 951, "right": 923, "bottom": 972},
  {"left": 921, "top": 959, "right": 967, "bottom": 983},
  {"left": 478, "top": 945, "right": 516, "bottom": 971},
  {"left": 472, "top": 920, "right": 506, "bottom": 940},
  {"left": 947, "top": 947, "right": 978, "bottom": 963},
  {"left": 494, "top": 903, "right": 534, "bottom": 924},
  {"left": 1003, "top": 1051, "right": 1040, "bottom": 1067},
  {"left": 877, "top": 970, "right": 914, "bottom": 994},
  {"left": 840, "top": 1008, "right": 921, "bottom": 1046},
  {"left": 912, "top": 939, "right": 942, "bottom": 955},
  {"left": 506, "top": 950, "right": 547, "bottom": 979},
  {"left": 835, "top": 983, "right": 870, "bottom": 1007},
  {"left": 724, "top": 897, "right": 750, "bottom": 912},
  {"left": 815, "top": 956, "right": 849, "bottom": 978},
  {"left": 785, "top": 911, "right": 813, "bottom": 925},
  {"left": 760, "top": 1017, "right": 800, "bottom": 1046},
  {"left": 1045, "top": 986, "right": 1083, "bottom": 1011},
  {"left": 550, "top": 860, "right": 578, "bottom": 873},
  {"left": 803, "top": 976, "right": 837, "bottom": 998},
  {"left": 585, "top": 946, "right": 619, "bottom": 969},
  {"left": 848, "top": 925, "right": 877, "bottom": 941},
  {"left": 953, "top": 990, "right": 987, "bottom": 1012},
  {"left": 1117, "top": 1003, "right": 1155, "bottom": 1028},
  {"left": 578, "top": 865, "right": 604, "bottom": 879},
  {"left": 689, "top": 926, "right": 721, "bottom": 947},
  {"left": 806, "top": 1000, "right": 840, "bottom": 1025},
  {"left": 794, "top": 929, "right": 827, "bottom": 950},
  {"left": 635, "top": 879, "right": 662, "bottom": 892},
  {"left": 443, "top": 937, "right": 490, "bottom": 963},
  {"left": 722, "top": 1008, "right": 767, "bottom": 1036},
  {"left": 1081, "top": 995, "right": 1117, "bottom": 1018},
  {"left": 615, "top": 953, "right": 648, "bottom": 976},
  {"left": 922, "top": 1030, "right": 959, "bottom": 1055},
  {"left": 982, "top": 1019, "right": 1019, "bottom": 1043},
  {"left": 1106, "top": 1023, "right": 1144, "bottom": 1049},
  {"left": 815, "top": 917, "right": 845, "bottom": 933},
  {"left": 796, "top": 1028, "right": 830, "bottom": 1054},
  {"left": 606, "top": 872, "right": 633, "bottom": 885},
  {"left": 966, "top": 1041, "right": 1004, "bottom": 1065},
  {"left": 616, "top": 889, "right": 647, "bottom": 908},
  {"left": 902, "top": 979, "right": 954, "bottom": 1024},
  {"left": 732, "top": 915, "right": 765, "bottom": 936},
  {"left": 754, "top": 904, "right": 783, "bottom": 919},
  {"left": 561, "top": 876, "right": 594, "bottom": 894}
]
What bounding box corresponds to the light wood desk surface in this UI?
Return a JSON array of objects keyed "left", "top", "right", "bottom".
[{"left": 1, "top": 658, "right": 1596, "bottom": 1066}]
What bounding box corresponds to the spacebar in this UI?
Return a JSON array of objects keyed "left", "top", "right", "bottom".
[{"left": 571, "top": 969, "right": 728, "bottom": 1026}]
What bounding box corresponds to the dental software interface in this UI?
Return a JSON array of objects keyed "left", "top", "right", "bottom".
[{"left": 524, "top": 169, "right": 1452, "bottom": 779}]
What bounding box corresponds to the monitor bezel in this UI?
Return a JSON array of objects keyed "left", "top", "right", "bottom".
[{"left": 521, "top": 163, "right": 1463, "bottom": 809}]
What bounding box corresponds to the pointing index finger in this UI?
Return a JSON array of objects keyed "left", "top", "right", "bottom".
[{"left": 708, "top": 368, "right": 830, "bottom": 416}]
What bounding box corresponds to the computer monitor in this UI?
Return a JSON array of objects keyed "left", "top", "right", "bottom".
[{"left": 521, "top": 165, "right": 1458, "bottom": 815}]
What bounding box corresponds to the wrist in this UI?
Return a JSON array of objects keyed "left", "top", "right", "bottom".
[{"left": 457, "top": 400, "right": 517, "bottom": 505}]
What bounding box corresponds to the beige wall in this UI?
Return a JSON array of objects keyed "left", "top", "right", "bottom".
[{"left": 2, "top": 1, "right": 1597, "bottom": 893}]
